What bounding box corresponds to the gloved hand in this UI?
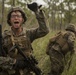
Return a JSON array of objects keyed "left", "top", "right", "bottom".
[
  {"left": 13, "top": 59, "right": 27, "bottom": 70},
  {"left": 27, "top": 2, "right": 42, "bottom": 12}
]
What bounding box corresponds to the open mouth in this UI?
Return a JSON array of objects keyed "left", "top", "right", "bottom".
[{"left": 14, "top": 21, "right": 19, "bottom": 24}]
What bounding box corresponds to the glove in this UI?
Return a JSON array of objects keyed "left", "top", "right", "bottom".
[
  {"left": 27, "top": 2, "right": 42, "bottom": 12},
  {"left": 13, "top": 59, "right": 27, "bottom": 70}
]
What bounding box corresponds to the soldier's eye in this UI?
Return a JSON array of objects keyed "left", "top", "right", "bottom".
[{"left": 11, "top": 15, "right": 22, "bottom": 18}]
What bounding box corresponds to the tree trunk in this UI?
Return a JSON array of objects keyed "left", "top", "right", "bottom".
[
  {"left": 1, "top": 0, "right": 4, "bottom": 25},
  {"left": 12, "top": 0, "right": 15, "bottom": 6}
]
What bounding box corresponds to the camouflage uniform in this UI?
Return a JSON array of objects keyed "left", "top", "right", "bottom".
[
  {"left": 46, "top": 24, "right": 76, "bottom": 75},
  {"left": 0, "top": 6, "right": 49, "bottom": 75}
]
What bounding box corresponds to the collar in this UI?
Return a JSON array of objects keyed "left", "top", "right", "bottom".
[{"left": 11, "top": 28, "right": 26, "bottom": 37}]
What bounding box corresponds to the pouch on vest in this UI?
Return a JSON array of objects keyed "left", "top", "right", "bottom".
[
  {"left": 46, "top": 31, "right": 62, "bottom": 55},
  {"left": 46, "top": 31, "right": 70, "bottom": 55},
  {"left": 55, "top": 31, "right": 70, "bottom": 54}
]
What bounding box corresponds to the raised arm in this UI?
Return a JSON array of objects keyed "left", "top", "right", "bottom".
[{"left": 27, "top": 2, "right": 49, "bottom": 42}]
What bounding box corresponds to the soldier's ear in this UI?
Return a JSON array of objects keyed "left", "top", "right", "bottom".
[
  {"left": 22, "top": 19, "right": 24, "bottom": 23},
  {"left": 8, "top": 20, "right": 11, "bottom": 26}
]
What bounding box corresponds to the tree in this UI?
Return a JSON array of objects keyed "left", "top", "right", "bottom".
[
  {"left": 12, "top": 0, "right": 15, "bottom": 6},
  {"left": 1, "top": 0, "right": 5, "bottom": 25},
  {"left": 63, "top": 0, "right": 76, "bottom": 23}
]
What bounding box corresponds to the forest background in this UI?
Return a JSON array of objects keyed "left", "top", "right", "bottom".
[{"left": 0, "top": 0, "right": 76, "bottom": 75}]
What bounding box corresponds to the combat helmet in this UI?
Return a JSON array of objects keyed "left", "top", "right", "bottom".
[
  {"left": 7, "top": 6, "right": 27, "bottom": 26},
  {"left": 65, "top": 24, "right": 76, "bottom": 34}
]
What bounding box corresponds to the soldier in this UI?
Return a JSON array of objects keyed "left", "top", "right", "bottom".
[
  {"left": 0, "top": 2, "right": 49, "bottom": 75},
  {"left": 46, "top": 24, "right": 76, "bottom": 75}
]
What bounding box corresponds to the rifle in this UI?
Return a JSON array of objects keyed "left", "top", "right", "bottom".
[
  {"left": 0, "top": 24, "right": 6, "bottom": 56},
  {"left": 0, "top": 24, "right": 2, "bottom": 56},
  {"left": 10, "top": 44, "right": 42, "bottom": 75}
]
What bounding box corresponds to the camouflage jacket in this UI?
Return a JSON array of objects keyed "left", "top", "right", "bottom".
[{"left": 0, "top": 10, "right": 49, "bottom": 71}]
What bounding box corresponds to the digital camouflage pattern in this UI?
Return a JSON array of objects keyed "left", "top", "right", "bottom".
[
  {"left": 0, "top": 56, "right": 14, "bottom": 69},
  {"left": 0, "top": 7, "right": 49, "bottom": 75},
  {"left": 47, "top": 25, "right": 76, "bottom": 75}
]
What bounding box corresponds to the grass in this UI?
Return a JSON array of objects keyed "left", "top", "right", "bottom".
[
  {"left": 32, "top": 31, "right": 76, "bottom": 75},
  {"left": 32, "top": 31, "right": 55, "bottom": 75}
]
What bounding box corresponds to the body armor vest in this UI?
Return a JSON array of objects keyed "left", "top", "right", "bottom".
[
  {"left": 46, "top": 31, "right": 70, "bottom": 54},
  {"left": 3, "top": 30, "right": 32, "bottom": 59},
  {"left": 55, "top": 32, "right": 69, "bottom": 54}
]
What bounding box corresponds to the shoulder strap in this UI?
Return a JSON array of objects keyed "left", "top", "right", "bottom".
[{"left": 11, "top": 34, "right": 18, "bottom": 57}]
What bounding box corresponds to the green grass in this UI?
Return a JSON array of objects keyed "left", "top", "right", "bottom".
[
  {"left": 32, "top": 31, "right": 76, "bottom": 75},
  {"left": 32, "top": 31, "right": 55, "bottom": 75}
]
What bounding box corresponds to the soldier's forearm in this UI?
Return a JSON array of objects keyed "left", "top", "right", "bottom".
[{"left": 35, "top": 10, "right": 49, "bottom": 34}]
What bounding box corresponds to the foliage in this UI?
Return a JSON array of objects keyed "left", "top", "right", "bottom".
[
  {"left": 0, "top": 0, "right": 76, "bottom": 74},
  {"left": 32, "top": 31, "right": 54, "bottom": 75},
  {"left": 0, "top": 0, "right": 76, "bottom": 31}
]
